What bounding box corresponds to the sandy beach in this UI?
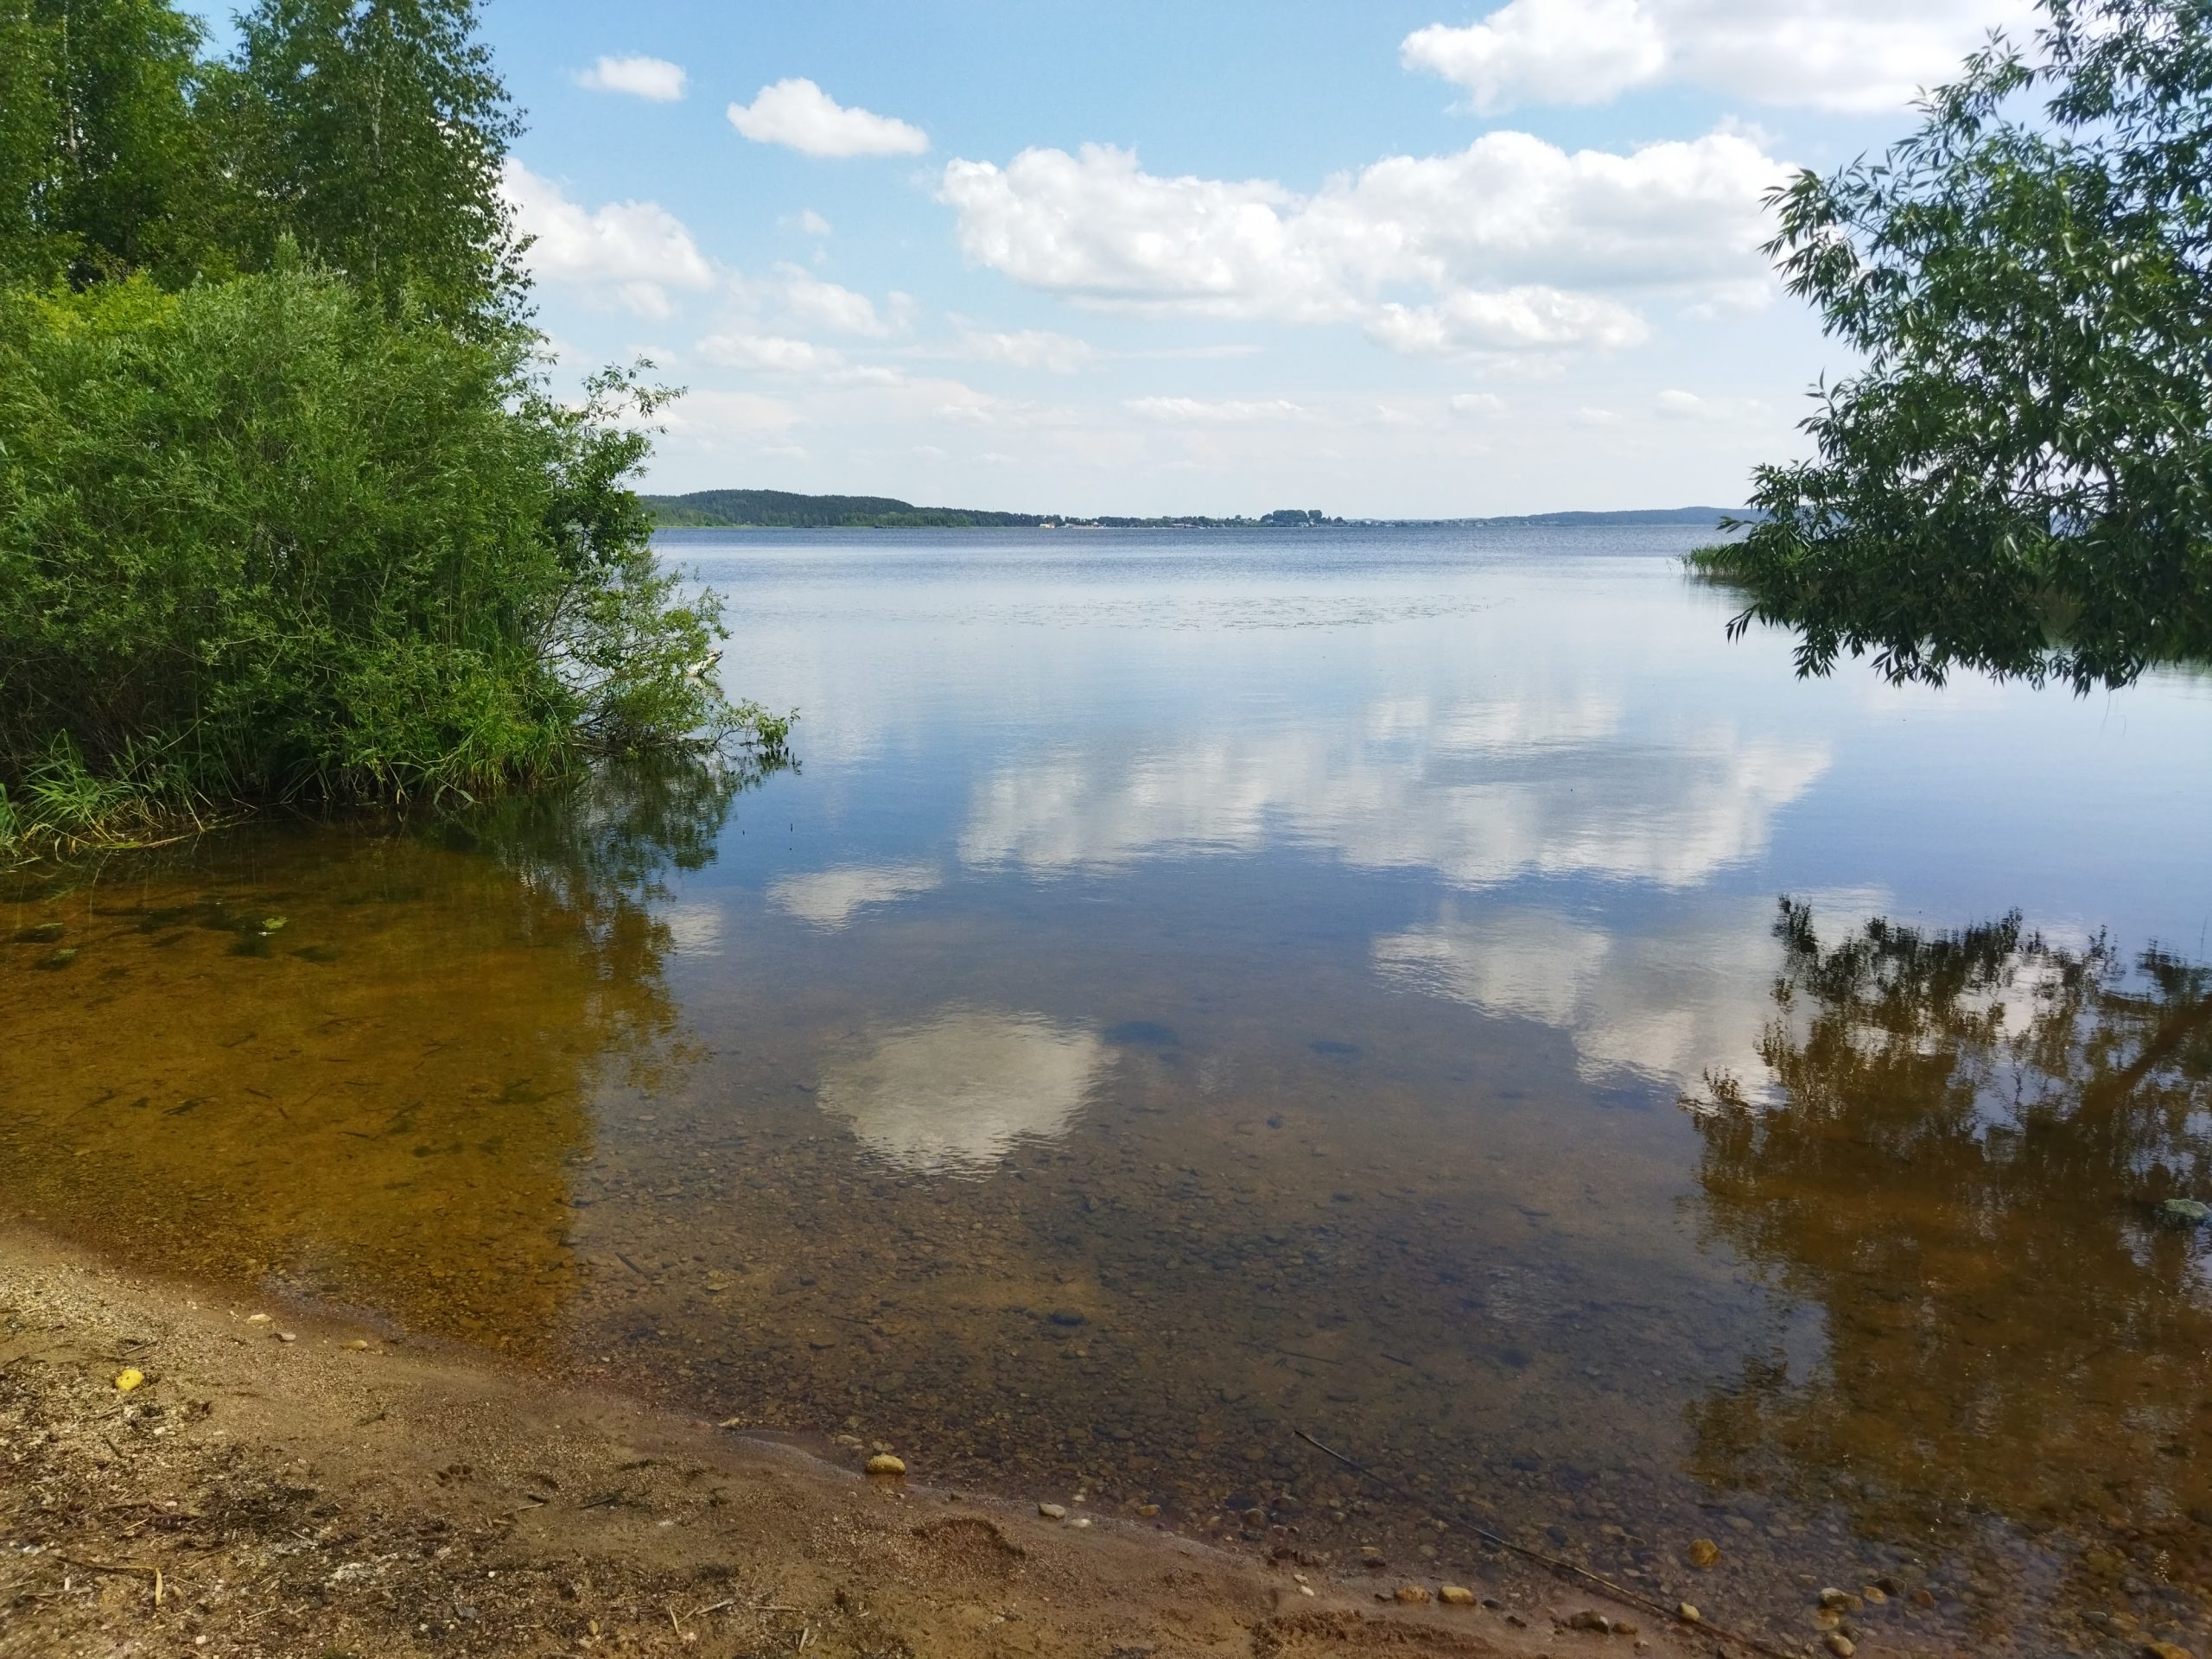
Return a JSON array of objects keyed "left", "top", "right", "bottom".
[{"left": 0, "top": 1224, "right": 1711, "bottom": 1658}]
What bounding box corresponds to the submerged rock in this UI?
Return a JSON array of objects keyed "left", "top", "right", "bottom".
[
  {"left": 2156, "top": 1198, "right": 2211, "bottom": 1228},
  {"left": 1687, "top": 1537, "right": 1721, "bottom": 1568}
]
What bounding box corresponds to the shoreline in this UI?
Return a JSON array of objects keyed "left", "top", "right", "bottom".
[{"left": 0, "top": 1223, "right": 1699, "bottom": 1658}]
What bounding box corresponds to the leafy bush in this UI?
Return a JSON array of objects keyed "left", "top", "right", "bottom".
[
  {"left": 1699, "top": 0, "right": 2212, "bottom": 690},
  {"left": 0, "top": 267, "right": 766, "bottom": 852}
]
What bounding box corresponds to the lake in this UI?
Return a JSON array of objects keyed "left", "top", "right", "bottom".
[{"left": 6, "top": 524, "right": 2211, "bottom": 1654}]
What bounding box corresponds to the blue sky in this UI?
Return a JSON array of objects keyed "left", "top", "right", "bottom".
[{"left": 190, "top": 0, "right": 2037, "bottom": 516}]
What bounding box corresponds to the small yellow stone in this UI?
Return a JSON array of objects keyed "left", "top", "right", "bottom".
[
  {"left": 1394, "top": 1584, "right": 1432, "bottom": 1604},
  {"left": 865, "top": 1453, "right": 906, "bottom": 1477},
  {"left": 113, "top": 1369, "right": 143, "bottom": 1393},
  {"left": 1687, "top": 1537, "right": 1721, "bottom": 1568},
  {"left": 1440, "top": 1586, "right": 1476, "bottom": 1606}
]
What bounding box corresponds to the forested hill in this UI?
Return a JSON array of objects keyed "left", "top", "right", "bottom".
[
  {"left": 643, "top": 490, "right": 1053, "bottom": 528},
  {"left": 1466, "top": 506, "right": 1747, "bottom": 527}
]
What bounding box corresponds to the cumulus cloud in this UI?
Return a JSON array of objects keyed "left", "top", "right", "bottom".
[
  {"left": 696, "top": 332, "right": 844, "bottom": 373},
  {"left": 938, "top": 131, "right": 1784, "bottom": 356},
  {"left": 773, "top": 264, "right": 912, "bottom": 335},
  {"left": 1572, "top": 406, "right": 1624, "bottom": 426},
  {"left": 575, "top": 54, "right": 687, "bottom": 102},
  {"left": 1403, "top": 0, "right": 1663, "bottom": 113},
  {"left": 1654, "top": 388, "right": 1715, "bottom": 420},
  {"left": 1451, "top": 391, "right": 1509, "bottom": 417},
  {"left": 1403, "top": 0, "right": 2039, "bottom": 114},
  {"left": 502, "top": 160, "right": 713, "bottom": 318},
  {"left": 798, "top": 208, "right": 834, "bottom": 237},
  {"left": 728, "top": 78, "right": 928, "bottom": 157}
]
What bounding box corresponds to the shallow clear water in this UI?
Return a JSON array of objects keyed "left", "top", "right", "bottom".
[{"left": 6, "top": 524, "right": 2211, "bottom": 1654}]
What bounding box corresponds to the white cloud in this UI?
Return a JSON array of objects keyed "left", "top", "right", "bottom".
[
  {"left": 1403, "top": 0, "right": 2039, "bottom": 115},
  {"left": 502, "top": 160, "right": 713, "bottom": 318},
  {"left": 1368, "top": 288, "right": 1647, "bottom": 355},
  {"left": 728, "top": 78, "right": 928, "bottom": 157},
  {"left": 1127, "top": 397, "right": 1313, "bottom": 424},
  {"left": 1655, "top": 388, "right": 1715, "bottom": 420},
  {"left": 1403, "top": 0, "right": 1663, "bottom": 114},
  {"left": 939, "top": 131, "right": 1784, "bottom": 357},
  {"left": 1451, "top": 391, "right": 1508, "bottom": 417},
  {"left": 766, "top": 264, "right": 912, "bottom": 336},
  {"left": 575, "top": 54, "right": 687, "bottom": 102},
  {"left": 696, "top": 332, "right": 844, "bottom": 373},
  {"left": 953, "top": 321, "right": 1096, "bottom": 373},
  {"left": 1573, "top": 406, "right": 1623, "bottom": 426},
  {"left": 768, "top": 862, "right": 941, "bottom": 928},
  {"left": 658, "top": 389, "right": 802, "bottom": 441},
  {"left": 817, "top": 1007, "right": 1109, "bottom": 1172},
  {"left": 798, "top": 209, "right": 834, "bottom": 238}
]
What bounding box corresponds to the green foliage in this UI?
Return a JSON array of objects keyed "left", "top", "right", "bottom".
[
  {"left": 0, "top": 270, "right": 758, "bottom": 851},
  {"left": 0, "top": 0, "right": 781, "bottom": 861},
  {"left": 216, "top": 0, "right": 525, "bottom": 329},
  {"left": 0, "top": 0, "right": 225, "bottom": 288},
  {"left": 1698, "top": 0, "right": 2212, "bottom": 690}
]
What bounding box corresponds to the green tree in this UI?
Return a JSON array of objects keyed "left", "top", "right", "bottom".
[
  {"left": 0, "top": 0, "right": 223, "bottom": 287},
  {"left": 1697, "top": 0, "right": 2212, "bottom": 691},
  {"left": 0, "top": 270, "right": 755, "bottom": 848},
  {"left": 219, "top": 0, "right": 525, "bottom": 328}
]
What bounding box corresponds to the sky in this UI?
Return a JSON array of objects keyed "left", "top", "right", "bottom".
[{"left": 191, "top": 0, "right": 2039, "bottom": 516}]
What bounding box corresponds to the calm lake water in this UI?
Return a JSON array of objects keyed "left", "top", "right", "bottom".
[{"left": 7, "top": 524, "right": 2212, "bottom": 1654}]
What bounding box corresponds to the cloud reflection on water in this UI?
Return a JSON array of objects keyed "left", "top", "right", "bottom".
[
  {"left": 816, "top": 1006, "right": 1111, "bottom": 1172},
  {"left": 1375, "top": 896, "right": 1879, "bottom": 1095},
  {"left": 958, "top": 695, "right": 1828, "bottom": 891},
  {"left": 768, "top": 861, "right": 944, "bottom": 928}
]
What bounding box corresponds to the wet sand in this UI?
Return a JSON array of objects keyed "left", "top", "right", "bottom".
[{"left": 0, "top": 1224, "right": 1710, "bottom": 1659}]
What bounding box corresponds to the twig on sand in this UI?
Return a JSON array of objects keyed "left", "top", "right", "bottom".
[{"left": 1294, "top": 1428, "right": 1796, "bottom": 1659}]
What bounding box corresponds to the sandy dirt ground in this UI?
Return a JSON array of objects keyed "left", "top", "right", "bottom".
[{"left": 0, "top": 1225, "right": 1733, "bottom": 1659}]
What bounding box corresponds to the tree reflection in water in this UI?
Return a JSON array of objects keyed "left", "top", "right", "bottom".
[
  {"left": 0, "top": 754, "right": 775, "bottom": 1344},
  {"left": 1688, "top": 899, "right": 2212, "bottom": 1611}
]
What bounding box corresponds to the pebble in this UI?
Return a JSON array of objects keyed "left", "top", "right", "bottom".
[
  {"left": 1676, "top": 1604, "right": 1700, "bottom": 1624},
  {"left": 865, "top": 1453, "right": 906, "bottom": 1477},
  {"left": 2141, "top": 1643, "right": 2195, "bottom": 1659},
  {"left": 113, "top": 1370, "right": 143, "bottom": 1393},
  {"left": 1819, "top": 1587, "right": 1856, "bottom": 1611},
  {"left": 1824, "top": 1635, "right": 1855, "bottom": 1658},
  {"left": 1567, "top": 1611, "right": 1612, "bottom": 1632},
  {"left": 1038, "top": 1503, "right": 1067, "bottom": 1520},
  {"left": 276, "top": 1331, "right": 297, "bottom": 1344},
  {"left": 1440, "top": 1586, "right": 1476, "bottom": 1606},
  {"left": 247, "top": 1313, "right": 271, "bottom": 1324},
  {"left": 1069, "top": 1517, "right": 1090, "bottom": 1529},
  {"left": 1135, "top": 1503, "right": 1160, "bottom": 1518},
  {"left": 1687, "top": 1538, "right": 1721, "bottom": 1568},
  {"left": 1394, "top": 1585, "right": 1431, "bottom": 1604},
  {"left": 343, "top": 1339, "right": 370, "bottom": 1351}
]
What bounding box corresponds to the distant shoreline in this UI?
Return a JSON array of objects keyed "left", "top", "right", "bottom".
[{"left": 644, "top": 487, "right": 1746, "bottom": 531}]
